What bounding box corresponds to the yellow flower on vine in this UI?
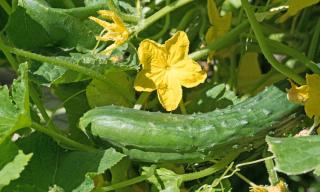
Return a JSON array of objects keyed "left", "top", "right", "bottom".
[
  {"left": 287, "top": 74, "right": 320, "bottom": 118},
  {"left": 89, "top": 10, "right": 129, "bottom": 54},
  {"left": 250, "top": 180, "right": 288, "bottom": 192},
  {"left": 134, "top": 31, "right": 207, "bottom": 111},
  {"left": 278, "top": 0, "right": 320, "bottom": 23},
  {"left": 205, "top": 0, "right": 232, "bottom": 57}
]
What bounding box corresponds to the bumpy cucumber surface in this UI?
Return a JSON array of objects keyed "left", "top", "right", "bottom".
[{"left": 80, "top": 86, "right": 300, "bottom": 163}]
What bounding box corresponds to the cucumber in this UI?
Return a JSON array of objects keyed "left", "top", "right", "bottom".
[{"left": 80, "top": 86, "right": 301, "bottom": 163}]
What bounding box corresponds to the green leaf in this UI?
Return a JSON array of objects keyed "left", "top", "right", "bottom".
[
  {"left": 143, "top": 167, "right": 182, "bottom": 192},
  {"left": 18, "top": 0, "right": 97, "bottom": 49},
  {"left": 53, "top": 82, "right": 93, "bottom": 144},
  {"left": 33, "top": 49, "right": 139, "bottom": 85},
  {"left": 266, "top": 136, "right": 320, "bottom": 175},
  {"left": 0, "top": 139, "right": 32, "bottom": 191},
  {"left": 86, "top": 71, "right": 136, "bottom": 108},
  {"left": 33, "top": 63, "right": 67, "bottom": 86},
  {"left": 84, "top": 0, "right": 107, "bottom": 6},
  {"left": 0, "top": 63, "right": 30, "bottom": 142},
  {"left": 185, "top": 83, "right": 239, "bottom": 113},
  {"left": 4, "top": 133, "right": 125, "bottom": 192},
  {"left": 72, "top": 173, "right": 96, "bottom": 192},
  {"left": 48, "top": 185, "right": 65, "bottom": 192},
  {"left": 237, "top": 52, "right": 262, "bottom": 94},
  {"left": 6, "top": 7, "right": 51, "bottom": 50},
  {"left": 110, "top": 158, "right": 132, "bottom": 192}
]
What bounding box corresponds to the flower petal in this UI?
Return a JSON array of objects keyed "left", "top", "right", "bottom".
[
  {"left": 138, "top": 39, "right": 167, "bottom": 70},
  {"left": 165, "top": 31, "right": 189, "bottom": 66},
  {"left": 172, "top": 59, "right": 207, "bottom": 88},
  {"left": 207, "top": 0, "right": 220, "bottom": 25},
  {"left": 134, "top": 70, "right": 156, "bottom": 92},
  {"left": 305, "top": 74, "right": 320, "bottom": 118},
  {"left": 89, "top": 16, "right": 113, "bottom": 30},
  {"left": 157, "top": 73, "right": 182, "bottom": 111},
  {"left": 97, "top": 10, "right": 126, "bottom": 28},
  {"left": 287, "top": 80, "right": 309, "bottom": 104},
  {"left": 205, "top": 13, "right": 232, "bottom": 44}
]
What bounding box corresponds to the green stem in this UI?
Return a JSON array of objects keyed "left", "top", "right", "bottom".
[
  {"left": 179, "top": 100, "right": 187, "bottom": 114},
  {"left": 199, "top": 6, "right": 208, "bottom": 40},
  {"left": 135, "top": 0, "right": 194, "bottom": 34},
  {"left": 264, "top": 155, "right": 279, "bottom": 185},
  {"left": 0, "top": 0, "right": 11, "bottom": 15},
  {"left": 5, "top": 46, "right": 134, "bottom": 103},
  {"left": 241, "top": 0, "right": 305, "bottom": 85},
  {"left": 307, "top": 120, "right": 319, "bottom": 135},
  {"left": 133, "top": 92, "right": 151, "bottom": 110},
  {"left": 176, "top": 8, "right": 197, "bottom": 31},
  {"left": 98, "top": 165, "right": 156, "bottom": 191},
  {"left": 12, "top": 0, "right": 18, "bottom": 11},
  {"left": 149, "top": 0, "right": 171, "bottom": 40},
  {"left": 136, "top": 0, "right": 141, "bottom": 17},
  {"left": 0, "top": 36, "right": 18, "bottom": 70},
  {"left": 307, "top": 19, "right": 320, "bottom": 61},
  {"left": 29, "top": 86, "right": 50, "bottom": 123},
  {"left": 31, "top": 122, "right": 96, "bottom": 152},
  {"left": 234, "top": 172, "right": 257, "bottom": 187},
  {"left": 267, "top": 39, "right": 320, "bottom": 74},
  {"left": 181, "top": 152, "right": 239, "bottom": 182},
  {"left": 189, "top": 21, "right": 249, "bottom": 60},
  {"left": 229, "top": 55, "right": 237, "bottom": 90},
  {"left": 107, "top": 0, "right": 139, "bottom": 23}
]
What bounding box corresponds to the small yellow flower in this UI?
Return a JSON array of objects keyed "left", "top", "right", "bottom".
[
  {"left": 287, "top": 74, "right": 320, "bottom": 118},
  {"left": 134, "top": 31, "right": 207, "bottom": 111},
  {"left": 89, "top": 10, "right": 129, "bottom": 54},
  {"left": 278, "top": 0, "right": 319, "bottom": 23},
  {"left": 205, "top": 0, "right": 232, "bottom": 58},
  {"left": 250, "top": 181, "right": 288, "bottom": 192}
]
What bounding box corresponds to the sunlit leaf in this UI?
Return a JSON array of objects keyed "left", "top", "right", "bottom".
[
  {"left": 0, "top": 139, "right": 32, "bottom": 190},
  {"left": 3, "top": 133, "right": 125, "bottom": 191},
  {"left": 267, "top": 136, "right": 320, "bottom": 175},
  {"left": 0, "top": 63, "right": 30, "bottom": 143}
]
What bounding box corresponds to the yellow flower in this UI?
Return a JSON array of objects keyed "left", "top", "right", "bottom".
[
  {"left": 287, "top": 74, "right": 320, "bottom": 118},
  {"left": 205, "top": 0, "right": 232, "bottom": 57},
  {"left": 89, "top": 10, "right": 129, "bottom": 54},
  {"left": 250, "top": 181, "right": 288, "bottom": 192},
  {"left": 278, "top": 0, "right": 319, "bottom": 23},
  {"left": 134, "top": 31, "right": 207, "bottom": 111}
]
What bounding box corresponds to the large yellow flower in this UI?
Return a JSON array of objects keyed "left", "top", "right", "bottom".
[
  {"left": 134, "top": 31, "right": 207, "bottom": 111},
  {"left": 287, "top": 74, "right": 320, "bottom": 118},
  {"left": 89, "top": 10, "right": 129, "bottom": 54}
]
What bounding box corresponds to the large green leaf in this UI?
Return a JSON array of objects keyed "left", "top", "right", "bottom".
[
  {"left": 17, "top": 0, "right": 96, "bottom": 49},
  {"left": 185, "top": 83, "right": 240, "bottom": 113},
  {"left": 53, "top": 82, "right": 92, "bottom": 143},
  {"left": 33, "top": 49, "right": 139, "bottom": 86},
  {"left": 4, "top": 133, "right": 125, "bottom": 192},
  {"left": 86, "top": 71, "right": 136, "bottom": 108},
  {"left": 0, "top": 63, "right": 31, "bottom": 142},
  {"left": 143, "top": 167, "right": 182, "bottom": 192},
  {"left": 0, "top": 139, "right": 33, "bottom": 190},
  {"left": 266, "top": 136, "right": 320, "bottom": 175},
  {"left": 6, "top": 7, "right": 51, "bottom": 50}
]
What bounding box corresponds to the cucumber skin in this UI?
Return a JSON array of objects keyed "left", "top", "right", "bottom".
[{"left": 80, "top": 86, "right": 300, "bottom": 163}]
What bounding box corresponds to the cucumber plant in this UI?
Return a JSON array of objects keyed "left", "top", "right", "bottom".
[{"left": 0, "top": 0, "right": 319, "bottom": 191}]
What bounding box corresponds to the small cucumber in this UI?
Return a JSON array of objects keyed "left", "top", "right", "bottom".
[{"left": 80, "top": 86, "right": 300, "bottom": 163}]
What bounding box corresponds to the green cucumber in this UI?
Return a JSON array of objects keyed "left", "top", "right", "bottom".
[{"left": 80, "top": 86, "right": 301, "bottom": 163}]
